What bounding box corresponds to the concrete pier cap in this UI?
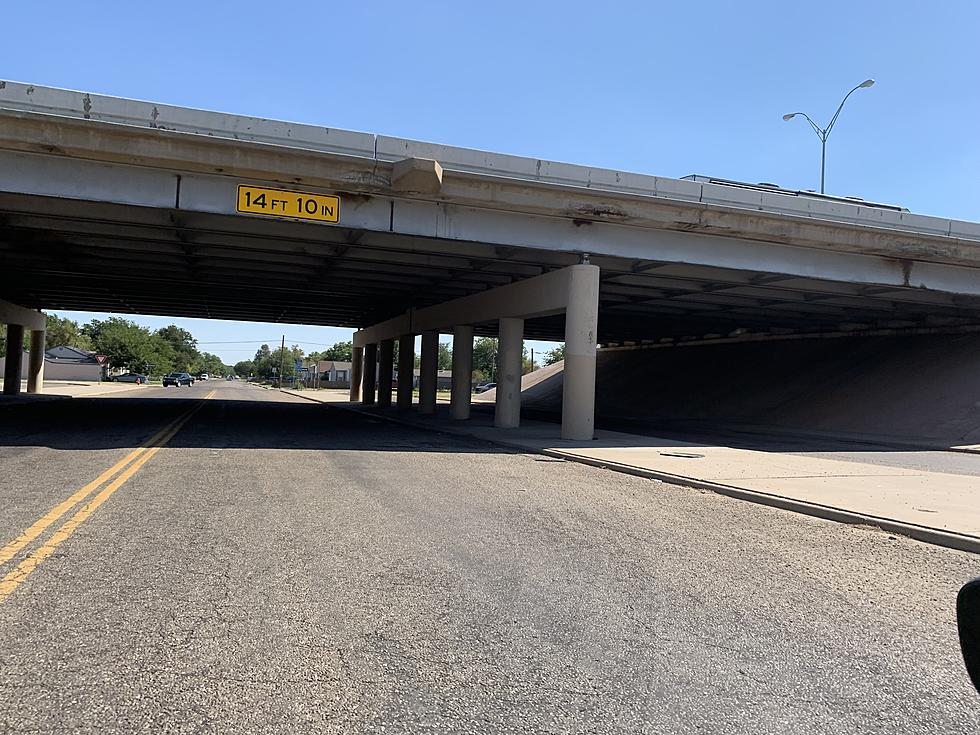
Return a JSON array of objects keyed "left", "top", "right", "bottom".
[{"left": 353, "top": 264, "right": 599, "bottom": 440}]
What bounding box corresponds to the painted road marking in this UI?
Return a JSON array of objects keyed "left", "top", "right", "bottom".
[
  {"left": 0, "top": 401, "right": 201, "bottom": 566},
  {"left": 0, "top": 426, "right": 168, "bottom": 566},
  {"left": 0, "top": 390, "right": 215, "bottom": 603}
]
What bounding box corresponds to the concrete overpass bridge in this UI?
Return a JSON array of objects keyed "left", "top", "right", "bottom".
[{"left": 2, "top": 81, "right": 979, "bottom": 438}]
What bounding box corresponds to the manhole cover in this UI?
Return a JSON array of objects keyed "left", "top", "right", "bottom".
[{"left": 659, "top": 451, "right": 705, "bottom": 459}]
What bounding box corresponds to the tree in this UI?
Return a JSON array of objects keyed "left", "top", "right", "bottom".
[
  {"left": 252, "top": 343, "right": 303, "bottom": 379},
  {"left": 44, "top": 314, "right": 92, "bottom": 351},
  {"left": 472, "top": 338, "right": 498, "bottom": 381},
  {"left": 544, "top": 343, "right": 565, "bottom": 365},
  {"left": 193, "top": 351, "right": 228, "bottom": 376},
  {"left": 234, "top": 360, "right": 255, "bottom": 377},
  {"left": 83, "top": 318, "right": 175, "bottom": 374},
  {"left": 322, "top": 340, "right": 353, "bottom": 361},
  {"left": 155, "top": 325, "right": 199, "bottom": 372},
  {"left": 438, "top": 341, "right": 452, "bottom": 370},
  {"left": 253, "top": 344, "right": 272, "bottom": 370},
  {"left": 522, "top": 348, "right": 535, "bottom": 375}
]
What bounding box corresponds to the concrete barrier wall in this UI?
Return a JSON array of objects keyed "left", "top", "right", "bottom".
[{"left": 516, "top": 334, "right": 980, "bottom": 445}]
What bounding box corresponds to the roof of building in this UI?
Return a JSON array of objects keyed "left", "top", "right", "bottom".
[
  {"left": 317, "top": 360, "right": 352, "bottom": 371},
  {"left": 44, "top": 345, "right": 100, "bottom": 363}
]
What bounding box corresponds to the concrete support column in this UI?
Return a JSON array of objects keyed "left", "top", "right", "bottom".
[
  {"left": 396, "top": 334, "right": 414, "bottom": 410},
  {"left": 494, "top": 317, "right": 524, "bottom": 428},
  {"left": 27, "top": 329, "right": 45, "bottom": 394},
  {"left": 418, "top": 330, "right": 439, "bottom": 415},
  {"left": 349, "top": 346, "right": 363, "bottom": 402},
  {"left": 450, "top": 325, "right": 473, "bottom": 420},
  {"left": 561, "top": 264, "right": 600, "bottom": 440},
  {"left": 362, "top": 343, "right": 378, "bottom": 405},
  {"left": 3, "top": 324, "right": 24, "bottom": 396},
  {"left": 377, "top": 339, "right": 394, "bottom": 408}
]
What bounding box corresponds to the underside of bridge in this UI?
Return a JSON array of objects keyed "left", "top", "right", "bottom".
[{"left": 4, "top": 189, "right": 980, "bottom": 345}]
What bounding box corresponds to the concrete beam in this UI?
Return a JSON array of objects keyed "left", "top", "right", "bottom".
[
  {"left": 362, "top": 343, "right": 377, "bottom": 405},
  {"left": 377, "top": 339, "right": 394, "bottom": 408},
  {"left": 419, "top": 331, "right": 438, "bottom": 415},
  {"left": 450, "top": 326, "right": 473, "bottom": 421},
  {"left": 0, "top": 300, "right": 45, "bottom": 331},
  {"left": 562, "top": 266, "right": 600, "bottom": 440},
  {"left": 349, "top": 347, "right": 363, "bottom": 402},
  {"left": 3, "top": 324, "right": 24, "bottom": 396},
  {"left": 397, "top": 334, "right": 414, "bottom": 410},
  {"left": 494, "top": 318, "right": 524, "bottom": 429},
  {"left": 27, "top": 329, "right": 45, "bottom": 394}
]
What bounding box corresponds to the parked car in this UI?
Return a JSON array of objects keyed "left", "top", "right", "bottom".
[
  {"left": 162, "top": 372, "right": 194, "bottom": 387},
  {"left": 111, "top": 373, "right": 148, "bottom": 384},
  {"left": 196, "top": 373, "right": 209, "bottom": 381},
  {"left": 475, "top": 382, "right": 496, "bottom": 393}
]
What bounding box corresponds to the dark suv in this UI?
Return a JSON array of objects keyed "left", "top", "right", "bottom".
[{"left": 163, "top": 372, "right": 194, "bottom": 387}]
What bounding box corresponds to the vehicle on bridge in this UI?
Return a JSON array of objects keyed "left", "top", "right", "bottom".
[{"left": 162, "top": 372, "right": 194, "bottom": 387}]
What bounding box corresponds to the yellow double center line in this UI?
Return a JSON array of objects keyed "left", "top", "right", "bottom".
[{"left": 0, "top": 389, "right": 216, "bottom": 603}]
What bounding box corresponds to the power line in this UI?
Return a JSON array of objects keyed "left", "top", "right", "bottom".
[{"left": 195, "top": 338, "right": 348, "bottom": 347}]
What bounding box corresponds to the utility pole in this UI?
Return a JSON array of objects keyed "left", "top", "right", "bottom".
[{"left": 278, "top": 334, "right": 285, "bottom": 390}]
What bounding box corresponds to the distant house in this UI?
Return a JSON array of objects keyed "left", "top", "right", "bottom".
[
  {"left": 410, "top": 368, "right": 452, "bottom": 391},
  {"left": 44, "top": 346, "right": 108, "bottom": 380},
  {"left": 0, "top": 345, "right": 108, "bottom": 382},
  {"left": 317, "top": 360, "right": 352, "bottom": 385}
]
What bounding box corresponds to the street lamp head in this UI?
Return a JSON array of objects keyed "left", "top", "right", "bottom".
[
  {"left": 782, "top": 113, "right": 797, "bottom": 121},
  {"left": 859, "top": 78, "right": 875, "bottom": 88}
]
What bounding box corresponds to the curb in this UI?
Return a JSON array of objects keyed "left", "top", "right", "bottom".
[
  {"left": 950, "top": 445, "right": 980, "bottom": 456},
  {"left": 534, "top": 450, "right": 980, "bottom": 556},
  {"left": 327, "top": 402, "right": 980, "bottom": 556},
  {"left": 279, "top": 389, "right": 344, "bottom": 404}
]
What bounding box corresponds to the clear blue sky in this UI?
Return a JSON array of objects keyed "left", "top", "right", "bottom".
[{"left": 4, "top": 2, "right": 978, "bottom": 364}]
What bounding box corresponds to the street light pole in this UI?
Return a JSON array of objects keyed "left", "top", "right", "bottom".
[
  {"left": 821, "top": 135, "right": 827, "bottom": 195},
  {"left": 783, "top": 79, "right": 875, "bottom": 195}
]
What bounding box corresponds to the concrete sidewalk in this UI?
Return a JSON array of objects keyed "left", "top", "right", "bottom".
[
  {"left": 0, "top": 380, "right": 150, "bottom": 399},
  {"left": 0, "top": 380, "right": 154, "bottom": 404},
  {"left": 283, "top": 389, "right": 980, "bottom": 553}
]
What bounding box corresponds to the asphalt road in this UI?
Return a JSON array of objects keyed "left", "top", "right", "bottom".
[{"left": 0, "top": 381, "right": 977, "bottom": 733}]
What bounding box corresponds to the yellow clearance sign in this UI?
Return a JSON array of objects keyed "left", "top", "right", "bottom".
[{"left": 236, "top": 185, "right": 340, "bottom": 223}]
